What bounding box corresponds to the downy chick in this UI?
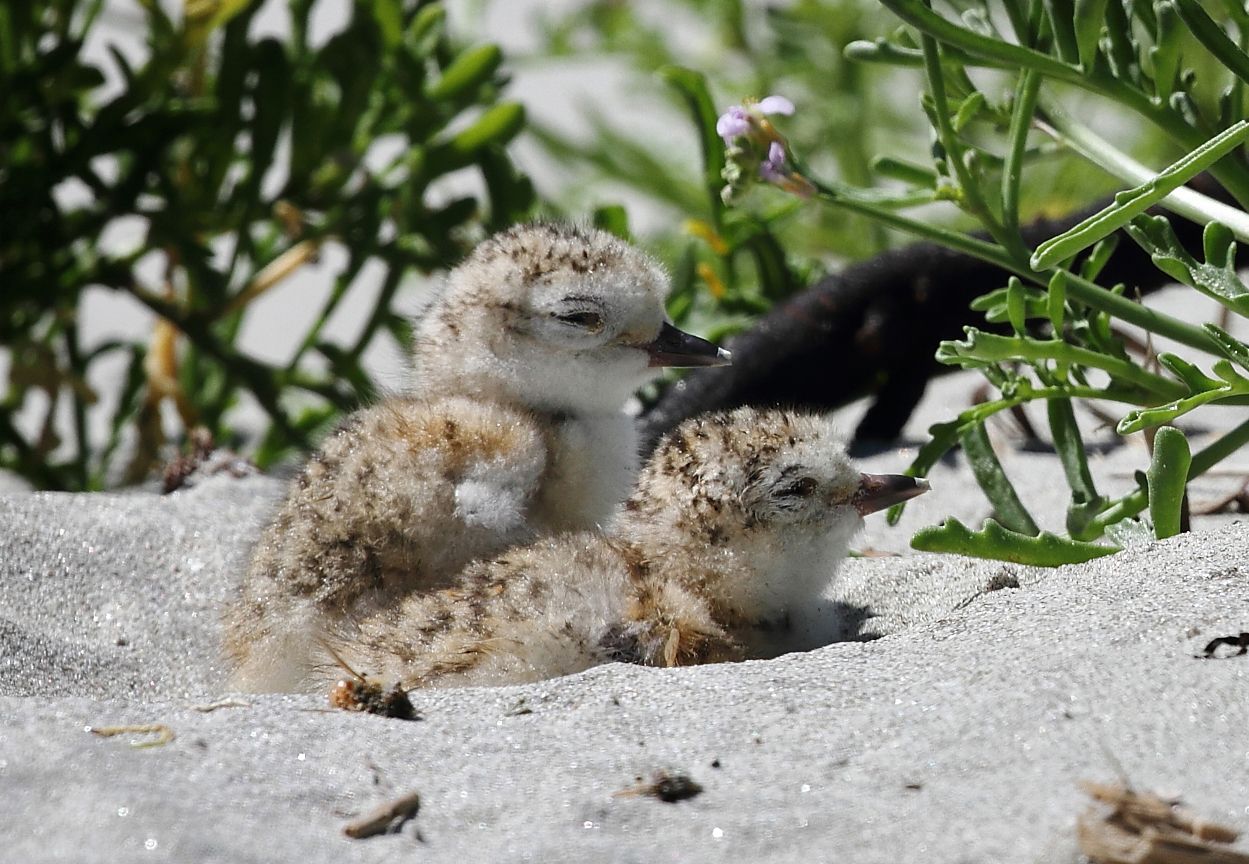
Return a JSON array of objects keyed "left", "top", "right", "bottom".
[
  {"left": 226, "top": 223, "right": 728, "bottom": 691},
  {"left": 322, "top": 407, "right": 927, "bottom": 690}
]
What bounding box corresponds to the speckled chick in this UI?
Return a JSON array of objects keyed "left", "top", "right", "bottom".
[
  {"left": 225, "top": 224, "right": 728, "bottom": 691},
  {"left": 320, "top": 407, "right": 928, "bottom": 690}
]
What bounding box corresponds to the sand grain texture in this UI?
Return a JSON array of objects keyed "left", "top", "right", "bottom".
[{"left": 3, "top": 454, "right": 1248, "bottom": 862}]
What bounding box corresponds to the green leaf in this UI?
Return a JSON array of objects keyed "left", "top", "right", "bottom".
[
  {"left": 938, "top": 328, "right": 1188, "bottom": 399},
  {"left": 1172, "top": 0, "right": 1249, "bottom": 87},
  {"left": 1203, "top": 323, "right": 1249, "bottom": 373},
  {"left": 1006, "top": 276, "right": 1027, "bottom": 334},
  {"left": 952, "top": 91, "right": 986, "bottom": 132},
  {"left": 959, "top": 422, "right": 1040, "bottom": 535},
  {"left": 871, "top": 155, "right": 938, "bottom": 187},
  {"left": 1147, "top": 426, "right": 1191, "bottom": 539},
  {"left": 479, "top": 149, "right": 536, "bottom": 227},
  {"left": 426, "top": 102, "right": 525, "bottom": 172},
  {"left": 1124, "top": 215, "right": 1249, "bottom": 316},
  {"left": 1046, "top": 398, "right": 1106, "bottom": 538},
  {"left": 1103, "top": 0, "right": 1139, "bottom": 82},
  {"left": 371, "top": 0, "right": 403, "bottom": 50},
  {"left": 1150, "top": 0, "right": 1181, "bottom": 99},
  {"left": 844, "top": 38, "right": 926, "bottom": 67},
  {"left": 911, "top": 518, "right": 1120, "bottom": 565},
  {"left": 1074, "top": 0, "right": 1110, "bottom": 69},
  {"left": 1079, "top": 234, "right": 1119, "bottom": 281},
  {"left": 1115, "top": 357, "right": 1249, "bottom": 432},
  {"left": 425, "top": 44, "right": 502, "bottom": 102},
  {"left": 877, "top": 0, "right": 1084, "bottom": 84},
  {"left": 1047, "top": 270, "right": 1067, "bottom": 331},
  {"left": 592, "top": 205, "right": 631, "bottom": 239},
  {"left": 969, "top": 282, "right": 1048, "bottom": 324},
  {"left": 1158, "top": 353, "right": 1222, "bottom": 391},
  {"left": 406, "top": 3, "right": 445, "bottom": 56},
  {"left": 1030, "top": 121, "right": 1249, "bottom": 270},
  {"left": 244, "top": 38, "right": 289, "bottom": 203},
  {"left": 658, "top": 66, "right": 725, "bottom": 222},
  {"left": 1045, "top": 0, "right": 1080, "bottom": 64}
]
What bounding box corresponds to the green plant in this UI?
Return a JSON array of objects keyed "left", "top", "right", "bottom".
[
  {"left": 707, "top": 0, "right": 1249, "bottom": 563},
  {"left": 1, "top": 0, "right": 534, "bottom": 490},
  {"left": 505, "top": 0, "right": 938, "bottom": 348}
]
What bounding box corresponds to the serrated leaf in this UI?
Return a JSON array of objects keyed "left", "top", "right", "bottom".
[
  {"left": 1125, "top": 214, "right": 1249, "bottom": 316},
  {"left": 1203, "top": 323, "right": 1249, "bottom": 373},
  {"left": 1075, "top": 0, "right": 1111, "bottom": 69},
  {"left": 1031, "top": 121, "right": 1249, "bottom": 270},
  {"left": 911, "top": 518, "right": 1120, "bottom": 565}
]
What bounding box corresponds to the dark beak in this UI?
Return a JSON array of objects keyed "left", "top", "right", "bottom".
[
  {"left": 852, "top": 473, "right": 929, "bottom": 516},
  {"left": 644, "top": 321, "right": 732, "bottom": 368}
]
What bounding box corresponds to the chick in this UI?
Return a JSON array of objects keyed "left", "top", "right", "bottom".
[
  {"left": 322, "top": 407, "right": 928, "bottom": 690},
  {"left": 225, "top": 224, "right": 728, "bottom": 691}
]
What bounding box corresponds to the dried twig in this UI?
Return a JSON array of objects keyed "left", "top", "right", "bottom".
[
  {"left": 342, "top": 791, "right": 422, "bottom": 839},
  {"left": 186, "top": 698, "right": 252, "bottom": 712},
  {"left": 87, "top": 723, "right": 176, "bottom": 749},
  {"left": 1077, "top": 780, "right": 1249, "bottom": 864}
]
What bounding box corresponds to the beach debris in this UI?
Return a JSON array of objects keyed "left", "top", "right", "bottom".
[
  {"left": 343, "top": 790, "right": 422, "bottom": 839},
  {"left": 162, "top": 427, "right": 257, "bottom": 494},
  {"left": 186, "top": 698, "right": 252, "bottom": 712},
  {"left": 324, "top": 642, "right": 417, "bottom": 721},
  {"left": 87, "top": 723, "right": 176, "bottom": 749},
  {"left": 615, "top": 771, "right": 704, "bottom": 803},
  {"left": 1196, "top": 633, "right": 1249, "bottom": 659},
  {"left": 504, "top": 698, "right": 533, "bottom": 716},
  {"left": 1076, "top": 780, "right": 1249, "bottom": 864}
]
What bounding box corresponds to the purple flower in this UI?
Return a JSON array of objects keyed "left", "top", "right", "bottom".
[
  {"left": 758, "top": 141, "right": 788, "bottom": 181},
  {"left": 756, "top": 95, "right": 795, "bottom": 116},
  {"left": 715, "top": 95, "right": 796, "bottom": 146},
  {"left": 717, "top": 93, "right": 813, "bottom": 202},
  {"left": 715, "top": 106, "right": 751, "bottom": 144}
]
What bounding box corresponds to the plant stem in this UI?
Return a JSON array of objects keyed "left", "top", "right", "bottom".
[
  {"left": 1036, "top": 99, "right": 1249, "bottom": 241},
  {"left": 1002, "top": 69, "right": 1042, "bottom": 244},
  {"left": 806, "top": 180, "right": 1222, "bottom": 354},
  {"left": 1089, "top": 414, "right": 1249, "bottom": 531},
  {"left": 919, "top": 35, "right": 1018, "bottom": 261}
]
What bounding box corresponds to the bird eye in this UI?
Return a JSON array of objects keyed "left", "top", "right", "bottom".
[
  {"left": 555, "top": 310, "right": 605, "bottom": 333},
  {"left": 775, "top": 477, "right": 818, "bottom": 498}
]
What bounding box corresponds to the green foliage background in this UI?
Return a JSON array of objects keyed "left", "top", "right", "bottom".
[
  {"left": 7, "top": 0, "right": 1249, "bottom": 569},
  {"left": 1, "top": 0, "right": 533, "bottom": 489}
]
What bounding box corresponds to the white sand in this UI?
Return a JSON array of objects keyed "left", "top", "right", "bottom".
[
  {"left": 4, "top": 373, "right": 1249, "bottom": 863},
  {"left": 4, "top": 283, "right": 1249, "bottom": 862}
]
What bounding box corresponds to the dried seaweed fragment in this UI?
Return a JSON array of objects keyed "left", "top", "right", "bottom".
[
  {"left": 87, "top": 723, "right": 176, "bottom": 748},
  {"left": 1197, "top": 633, "right": 1249, "bottom": 659},
  {"left": 615, "top": 771, "right": 704, "bottom": 803},
  {"left": 1077, "top": 780, "right": 1249, "bottom": 864},
  {"left": 343, "top": 791, "right": 421, "bottom": 839}
]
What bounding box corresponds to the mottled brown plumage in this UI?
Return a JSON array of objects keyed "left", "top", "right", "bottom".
[
  {"left": 225, "top": 224, "right": 728, "bottom": 691},
  {"left": 322, "top": 408, "right": 926, "bottom": 690}
]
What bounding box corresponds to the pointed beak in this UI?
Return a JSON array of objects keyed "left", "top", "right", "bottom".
[
  {"left": 852, "top": 473, "right": 929, "bottom": 516},
  {"left": 643, "top": 321, "right": 732, "bottom": 368}
]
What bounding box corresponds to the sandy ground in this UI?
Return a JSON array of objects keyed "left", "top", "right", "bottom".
[{"left": 4, "top": 360, "right": 1249, "bottom": 863}]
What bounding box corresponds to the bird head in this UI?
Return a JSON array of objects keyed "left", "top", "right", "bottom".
[
  {"left": 412, "top": 223, "right": 729, "bottom": 413},
  {"left": 622, "top": 407, "right": 928, "bottom": 622}
]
